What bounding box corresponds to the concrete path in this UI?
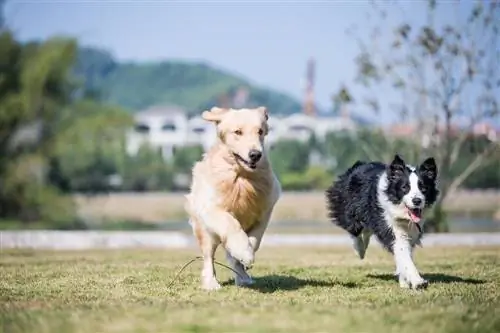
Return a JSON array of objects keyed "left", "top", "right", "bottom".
[{"left": 2, "top": 231, "right": 500, "bottom": 250}]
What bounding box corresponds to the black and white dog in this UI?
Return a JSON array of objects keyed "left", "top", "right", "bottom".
[{"left": 325, "top": 154, "right": 439, "bottom": 290}]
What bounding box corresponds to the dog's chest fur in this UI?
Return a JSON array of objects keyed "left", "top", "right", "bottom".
[
  {"left": 218, "top": 174, "right": 271, "bottom": 232},
  {"left": 393, "top": 218, "right": 423, "bottom": 247}
]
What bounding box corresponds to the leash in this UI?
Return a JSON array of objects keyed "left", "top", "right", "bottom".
[{"left": 166, "top": 256, "right": 248, "bottom": 289}]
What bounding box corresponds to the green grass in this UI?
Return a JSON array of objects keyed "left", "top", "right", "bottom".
[{"left": 1, "top": 246, "right": 499, "bottom": 333}]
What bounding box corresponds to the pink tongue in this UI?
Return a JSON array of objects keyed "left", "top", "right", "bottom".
[{"left": 409, "top": 210, "right": 421, "bottom": 223}]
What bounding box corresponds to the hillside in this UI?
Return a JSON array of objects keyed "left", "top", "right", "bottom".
[{"left": 74, "top": 47, "right": 304, "bottom": 115}]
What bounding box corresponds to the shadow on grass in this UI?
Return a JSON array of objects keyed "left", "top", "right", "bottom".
[
  {"left": 367, "top": 273, "right": 486, "bottom": 285},
  {"left": 223, "top": 274, "right": 358, "bottom": 293}
]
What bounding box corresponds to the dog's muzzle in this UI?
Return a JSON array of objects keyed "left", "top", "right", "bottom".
[{"left": 233, "top": 153, "right": 257, "bottom": 169}]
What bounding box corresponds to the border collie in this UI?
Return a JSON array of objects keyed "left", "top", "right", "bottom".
[{"left": 325, "top": 154, "right": 439, "bottom": 289}]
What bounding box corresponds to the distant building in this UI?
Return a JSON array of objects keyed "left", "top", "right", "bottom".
[
  {"left": 384, "top": 119, "right": 498, "bottom": 148},
  {"left": 125, "top": 105, "right": 358, "bottom": 160},
  {"left": 126, "top": 105, "right": 216, "bottom": 160},
  {"left": 267, "top": 113, "right": 356, "bottom": 145}
]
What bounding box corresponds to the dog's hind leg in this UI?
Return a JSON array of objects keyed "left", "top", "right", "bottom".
[
  {"left": 225, "top": 251, "right": 254, "bottom": 286},
  {"left": 351, "top": 227, "right": 370, "bottom": 260},
  {"left": 192, "top": 220, "right": 221, "bottom": 291},
  {"left": 361, "top": 229, "right": 372, "bottom": 255},
  {"left": 351, "top": 234, "right": 366, "bottom": 259}
]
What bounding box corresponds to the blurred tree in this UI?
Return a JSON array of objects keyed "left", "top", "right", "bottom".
[
  {"left": 280, "top": 166, "right": 331, "bottom": 191},
  {"left": 451, "top": 135, "right": 500, "bottom": 190},
  {"left": 332, "top": 85, "right": 355, "bottom": 117},
  {"left": 50, "top": 100, "right": 132, "bottom": 194},
  {"left": 121, "top": 145, "right": 174, "bottom": 192},
  {"left": 0, "top": 31, "right": 79, "bottom": 224},
  {"left": 346, "top": 0, "right": 500, "bottom": 231},
  {"left": 323, "top": 129, "right": 419, "bottom": 175},
  {"left": 172, "top": 145, "right": 204, "bottom": 174},
  {"left": 269, "top": 139, "right": 310, "bottom": 177}
]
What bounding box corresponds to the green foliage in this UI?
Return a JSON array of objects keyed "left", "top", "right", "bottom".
[
  {"left": 280, "top": 166, "right": 332, "bottom": 191},
  {"left": 0, "top": 31, "right": 79, "bottom": 226},
  {"left": 74, "top": 47, "right": 303, "bottom": 115},
  {"left": 268, "top": 129, "right": 498, "bottom": 192},
  {"left": 0, "top": 154, "right": 76, "bottom": 223},
  {"left": 270, "top": 140, "right": 310, "bottom": 176},
  {"left": 120, "top": 145, "right": 174, "bottom": 192},
  {"left": 172, "top": 145, "right": 204, "bottom": 174},
  {"left": 449, "top": 135, "right": 500, "bottom": 190},
  {"left": 322, "top": 129, "right": 418, "bottom": 175},
  {"left": 50, "top": 100, "right": 132, "bottom": 194}
]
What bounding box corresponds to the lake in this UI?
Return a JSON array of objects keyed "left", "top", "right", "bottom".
[{"left": 151, "top": 216, "right": 499, "bottom": 234}]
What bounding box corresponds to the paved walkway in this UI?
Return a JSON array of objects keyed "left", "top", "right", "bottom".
[{"left": 1, "top": 231, "right": 500, "bottom": 250}]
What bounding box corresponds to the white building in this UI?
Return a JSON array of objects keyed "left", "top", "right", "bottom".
[
  {"left": 126, "top": 105, "right": 215, "bottom": 159},
  {"left": 126, "top": 105, "right": 357, "bottom": 160},
  {"left": 266, "top": 113, "right": 357, "bottom": 145}
]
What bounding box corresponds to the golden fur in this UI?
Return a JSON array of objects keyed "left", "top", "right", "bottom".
[{"left": 185, "top": 106, "right": 281, "bottom": 290}]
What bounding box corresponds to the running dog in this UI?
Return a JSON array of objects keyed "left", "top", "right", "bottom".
[
  {"left": 325, "top": 154, "right": 439, "bottom": 289},
  {"left": 185, "top": 106, "right": 281, "bottom": 290}
]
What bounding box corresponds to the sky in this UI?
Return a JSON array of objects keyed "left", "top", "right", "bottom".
[{"left": 4, "top": 0, "right": 476, "bottom": 124}]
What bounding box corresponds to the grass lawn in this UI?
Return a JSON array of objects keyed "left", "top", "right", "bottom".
[{"left": 1, "top": 246, "right": 499, "bottom": 333}]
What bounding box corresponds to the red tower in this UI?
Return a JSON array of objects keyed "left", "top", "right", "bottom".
[{"left": 303, "top": 58, "right": 316, "bottom": 117}]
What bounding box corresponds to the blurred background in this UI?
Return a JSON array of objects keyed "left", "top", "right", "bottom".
[{"left": 0, "top": 0, "right": 499, "bottom": 237}]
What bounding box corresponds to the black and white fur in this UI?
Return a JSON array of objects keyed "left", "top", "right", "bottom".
[{"left": 325, "top": 154, "right": 439, "bottom": 290}]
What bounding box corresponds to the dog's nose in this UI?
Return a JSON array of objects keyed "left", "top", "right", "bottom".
[
  {"left": 248, "top": 149, "right": 262, "bottom": 162},
  {"left": 412, "top": 198, "right": 422, "bottom": 206}
]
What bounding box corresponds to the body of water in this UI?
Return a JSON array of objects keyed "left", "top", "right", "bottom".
[{"left": 150, "top": 216, "right": 499, "bottom": 233}]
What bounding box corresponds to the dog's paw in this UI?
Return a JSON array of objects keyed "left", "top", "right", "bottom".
[
  {"left": 398, "top": 275, "right": 410, "bottom": 289},
  {"left": 226, "top": 240, "right": 255, "bottom": 268},
  {"left": 410, "top": 278, "right": 429, "bottom": 290},
  {"left": 406, "top": 275, "right": 428, "bottom": 290},
  {"left": 235, "top": 274, "right": 254, "bottom": 287},
  {"left": 236, "top": 245, "right": 255, "bottom": 268},
  {"left": 352, "top": 235, "right": 366, "bottom": 260},
  {"left": 202, "top": 277, "right": 222, "bottom": 291}
]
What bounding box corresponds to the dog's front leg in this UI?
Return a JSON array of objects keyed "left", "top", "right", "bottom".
[
  {"left": 225, "top": 250, "right": 254, "bottom": 286},
  {"left": 248, "top": 208, "right": 273, "bottom": 253},
  {"left": 393, "top": 238, "right": 428, "bottom": 290},
  {"left": 204, "top": 209, "right": 254, "bottom": 268},
  {"left": 224, "top": 209, "right": 273, "bottom": 287}
]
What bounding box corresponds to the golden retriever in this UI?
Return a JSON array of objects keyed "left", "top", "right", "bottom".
[{"left": 184, "top": 106, "right": 281, "bottom": 290}]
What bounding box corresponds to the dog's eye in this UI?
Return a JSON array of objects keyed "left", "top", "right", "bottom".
[
  {"left": 258, "top": 129, "right": 264, "bottom": 136},
  {"left": 402, "top": 184, "right": 410, "bottom": 192},
  {"left": 234, "top": 129, "right": 242, "bottom": 136},
  {"left": 417, "top": 180, "right": 427, "bottom": 192}
]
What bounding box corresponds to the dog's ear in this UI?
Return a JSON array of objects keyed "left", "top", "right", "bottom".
[
  {"left": 256, "top": 106, "right": 268, "bottom": 121},
  {"left": 419, "top": 157, "right": 437, "bottom": 181},
  {"left": 202, "top": 107, "right": 229, "bottom": 123},
  {"left": 388, "top": 154, "right": 405, "bottom": 177}
]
